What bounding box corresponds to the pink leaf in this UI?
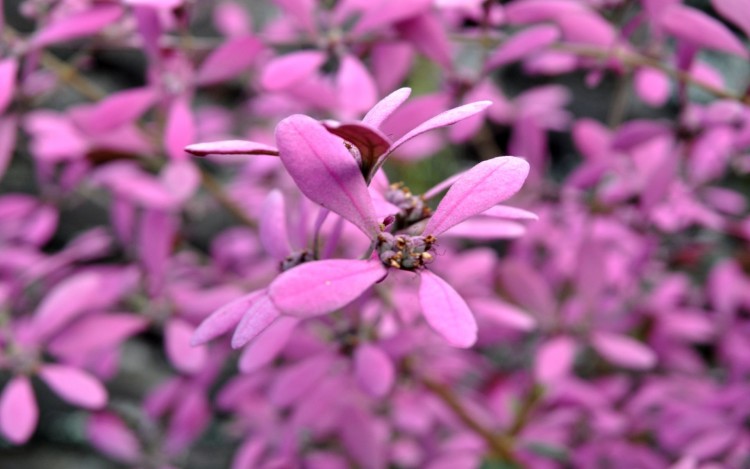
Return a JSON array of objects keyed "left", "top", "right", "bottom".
[
  {"left": 337, "top": 55, "right": 378, "bottom": 118},
  {"left": 0, "top": 376, "right": 38, "bottom": 444},
  {"left": 38, "top": 364, "right": 108, "bottom": 409},
  {"left": 419, "top": 271, "right": 477, "bottom": 348},
  {"left": 31, "top": 5, "right": 123, "bottom": 48},
  {"left": 185, "top": 139, "right": 279, "bottom": 156},
  {"left": 363, "top": 87, "right": 412, "bottom": 129},
  {"left": 659, "top": 5, "right": 748, "bottom": 58},
  {"left": 269, "top": 260, "right": 386, "bottom": 318},
  {"left": 387, "top": 101, "right": 492, "bottom": 157},
  {"left": 238, "top": 316, "right": 298, "bottom": 373},
  {"left": 32, "top": 271, "right": 102, "bottom": 340},
  {"left": 165, "top": 319, "right": 208, "bottom": 373},
  {"left": 192, "top": 290, "right": 265, "bottom": 346},
  {"left": 275, "top": 114, "right": 379, "bottom": 236},
  {"left": 424, "top": 156, "right": 530, "bottom": 235},
  {"left": 591, "top": 332, "right": 657, "bottom": 370},
  {"left": 231, "top": 294, "right": 281, "bottom": 349},
  {"left": 0, "top": 116, "right": 17, "bottom": 181},
  {"left": 87, "top": 412, "right": 140, "bottom": 463},
  {"left": 0, "top": 58, "right": 18, "bottom": 115},
  {"left": 259, "top": 190, "right": 292, "bottom": 261},
  {"left": 535, "top": 336, "right": 578, "bottom": 385},
  {"left": 486, "top": 25, "right": 560, "bottom": 70},
  {"left": 196, "top": 36, "right": 263, "bottom": 86},
  {"left": 712, "top": 0, "right": 750, "bottom": 39},
  {"left": 259, "top": 51, "right": 325, "bottom": 91},
  {"left": 354, "top": 344, "right": 395, "bottom": 398},
  {"left": 164, "top": 97, "right": 195, "bottom": 160}
]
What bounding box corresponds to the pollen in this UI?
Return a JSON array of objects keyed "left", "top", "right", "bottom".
[{"left": 376, "top": 233, "right": 437, "bottom": 271}]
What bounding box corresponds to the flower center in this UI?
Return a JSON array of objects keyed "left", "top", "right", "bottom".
[
  {"left": 385, "top": 183, "right": 432, "bottom": 229},
  {"left": 281, "top": 249, "right": 314, "bottom": 271},
  {"left": 376, "top": 233, "right": 436, "bottom": 271}
]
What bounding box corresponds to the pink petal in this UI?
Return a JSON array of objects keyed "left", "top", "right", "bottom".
[
  {"left": 185, "top": 139, "right": 279, "bottom": 156},
  {"left": 0, "top": 116, "right": 17, "bottom": 181},
  {"left": 322, "top": 122, "right": 391, "bottom": 173},
  {"left": 659, "top": 5, "right": 748, "bottom": 58},
  {"left": 337, "top": 55, "right": 378, "bottom": 118},
  {"left": 469, "top": 298, "right": 536, "bottom": 331},
  {"left": 591, "top": 332, "right": 657, "bottom": 370},
  {"left": 31, "top": 5, "right": 123, "bottom": 48},
  {"left": 634, "top": 67, "right": 671, "bottom": 107},
  {"left": 214, "top": 2, "right": 253, "bottom": 37},
  {"left": 87, "top": 412, "right": 140, "bottom": 463},
  {"left": 424, "top": 156, "right": 530, "bottom": 235},
  {"left": 505, "top": 0, "right": 588, "bottom": 24},
  {"left": 38, "top": 364, "right": 108, "bottom": 409},
  {"left": 196, "top": 36, "right": 263, "bottom": 86},
  {"left": 231, "top": 294, "right": 281, "bottom": 349},
  {"left": 160, "top": 160, "right": 200, "bottom": 202},
  {"left": 371, "top": 42, "right": 414, "bottom": 94},
  {"left": 439, "top": 218, "right": 527, "bottom": 240},
  {"left": 274, "top": 0, "right": 317, "bottom": 35},
  {"left": 363, "top": 87, "right": 412, "bottom": 129},
  {"left": 352, "top": 0, "right": 432, "bottom": 34},
  {"left": 269, "top": 355, "right": 334, "bottom": 406},
  {"left": 556, "top": 11, "right": 616, "bottom": 46},
  {"left": 354, "top": 344, "right": 395, "bottom": 398},
  {"left": 48, "top": 313, "right": 148, "bottom": 360},
  {"left": 259, "top": 190, "right": 292, "bottom": 261},
  {"left": 165, "top": 319, "right": 208, "bottom": 373},
  {"left": 275, "top": 114, "right": 379, "bottom": 236},
  {"left": 269, "top": 260, "right": 386, "bottom": 318},
  {"left": 164, "top": 97, "right": 195, "bottom": 161},
  {"left": 486, "top": 25, "right": 560, "bottom": 70},
  {"left": 481, "top": 205, "right": 538, "bottom": 221},
  {"left": 712, "top": 0, "right": 750, "bottom": 39},
  {"left": 535, "top": 336, "right": 578, "bottom": 385},
  {"left": 238, "top": 316, "right": 298, "bottom": 373},
  {"left": 259, "top": 51, "right": 326, "bottom": 91},
  {"left": 69, "top": 87, "right": 156, "bottom": 134},
  {"left": 396, "top": 15, "right": 453, "bottom": 70},
  {"left": 419, "top": 271, "right": 477, "bottom": 348},
  {"left": 386, "top": 101, "right": 492, "bottom": 157},
  {"left": 32, "top": 271, "right": 103, "bottom": 340},
  {"left": 0, "top": 376, "right": 38, "bottom": 444},
  {"left": 0, "top": 58, "right": 18, "bottom": 115},
  {"left": 192, "top": 290, "right": 265, "bottom": 346}
]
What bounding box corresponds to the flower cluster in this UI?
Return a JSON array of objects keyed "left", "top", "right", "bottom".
[{"left": 1, "top": 1, "right": 750, "bottom": 468}]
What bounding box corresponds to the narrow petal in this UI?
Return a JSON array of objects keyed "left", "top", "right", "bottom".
[
  {"left": 659, "top": 5, "right": 748, "bottom": 58},
  {"left": 238, "top": 316, "right": 298, "bottom": 373},
  {"left": 419, "top": 271, "right": 477, "bottom": 348},
  {"left": 712, "top": 0, "right": 750, "bottom": 39},
  {"left": 424, "top": 157, "right": 530, "bottom": 236},
  {"left": 164, "top": 97, "right": 195, "bottom": 161},
  {"left": 192, "top": 290, "right": 264, "bottom": 346},
  {"left": 591, "top": 332, "right": 657, "bottom": 370},
  {"left": 269, "top": 260, "right": 386, "bottom": 318},
  {"left": 439, "top": 218, "right": 527, "bottom": 240},
  {"left": 486, "top": 25, "right": 560, "bottom": 70},
  {"left": 534, "top": 336, "right": 578, "bottom": 385},
  {"left": 0, "top": 58, "right": 18, "bottom": 115},
  {"left": 322, "top": 122, "right": 391, "bottom": 175},
  {"left": 386, "top": 101, "right": 492, "bottom": 157},
  {"left": 363, "top": 87, "right": 412, "bottom": 129},
  {"left": 269, "top": 355, "right": 334, "bottom": 407},
  {"left": 481, "top": 205, "right": 539, "bottom": 221},
  {"left": 195, "top": 36, "right": 263, "bottom": 86},
  {"left": 185, "top": 139, "right": 279, "bottom": 156},
  {"left": 165, "top": 319, "right": 208, "bottom": 373},
  {"left": 48, "top": 313, "right": 148, "bottom": 360},
  {"left": 354, "top": 344, "right": 395, "bottom": 398},
  {"left": 0, "top": 376, "right": 38, "bottom": 444},
  {"left": 337, "top": 55, "right": 378, "bottom": 118},
  {"left": 231, "top": 295, "right": 281, "bottom": 349},
  {"left": 32, "top": 271, "right": 102, "bottom": 340},
  {"left": 259, "top": 190, "right": 292, "bottom": 261},
  {"left": 0, "top": 116, "right": 18, "bottom": 181},
  {"left": 259, "top": 51, "right": 325, "bottom": 91},
  {"left": 69, "top": 87, "right": 156, "bottom": 134},
  {"left": 275, "top": 114, "right": 379, "bottom": 236},
  {"left": 38, "top": 364, "right": 108, "bottom": 409},
  {"left": 87, "top": 412, "right": 140, "bottom": 463},
  {"left": 31, "top": 5, "right": 123, "bottom": 48}
]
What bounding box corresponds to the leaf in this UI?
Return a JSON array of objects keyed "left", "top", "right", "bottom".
[
  {"left": 419, "top": 270, "right": 477, "bottom": 348},
  {"left": 269, "top": 260, "right": 386, "bottom": 318}
]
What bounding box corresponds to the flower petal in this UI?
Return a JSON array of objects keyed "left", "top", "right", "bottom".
[
  {"left": 259, "top": 190, "right": 292, "bottom": 261},
  {"left": 0, "top": 58, "right": 18, "bottom": 115},
  {"left": 275, "top": 114, "right": 379, "bottom": 236},
  {"left": 337, "top": 55, "right": 378, "bottom": 118},
  {"left": 260, "top": 51, "right": 325, "bottom": 91},
  {"left": 87, "top": 412, "right": 140, "bottom": 463},
  {"left": 269, "top": 355, "right": 334, "bottom": 407},
  {"left": 659, "top": 5, "right": 748, "bottom": 58},
  {"left": 231, "top": 294, "right": 281, "bottom": 349},
  {"left": 31, "top": 5, "right": 123, "bottom": 48},
  {"left": 362, "top": 87, "right": 412, "bottom": 129},
  {"left": 486, "top": 25, "right": 560, "bottom": 70},
  {"left": 195, "top": 35, "right": 263, "bottom": 86},
  {"left": 192, "top": 290, "right": 265, "bottom": 346},
  {"left": 419, "top": 271, "right": 477, "bottom": 348},
  {"left": 165, "top": 319, "right": 208, "bottom": 373},
  {"left": 32, "top": 271, "right": 103, "bottom": 340},
  {"left": 0, "top": 376, "right": 38, "bottom": 444},
  {"left": 269, "top": 260, "right": 386, "bottom": 318},
  {"left": 591, "top": 332, "right": 657, "bottom": 370},
  {"left": 354, "top": 344, "right": 395, "bottom": 398},
  {"left": 424, "top": 156, "right": 530, "bottom": 235},
  {"left": 238, "top": 316, "right": 298, "bottom": 373},
  {"left": 535, "top": 336, "right": 578, "bottom": 385},
  {"left": 38, "top": 364, "right": 108, "bottom": 409},
  {"left": 185, "top": 139, "right": 279, "bottom": 156}
]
